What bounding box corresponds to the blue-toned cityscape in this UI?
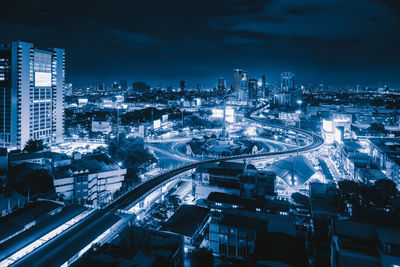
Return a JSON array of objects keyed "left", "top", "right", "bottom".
[{"left": 1, "top": 1, "right": 400, "bottom": 267}]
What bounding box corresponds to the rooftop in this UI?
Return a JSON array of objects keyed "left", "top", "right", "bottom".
[
  {"left": 207, "top": 192, "right": 290, "bottom": 212},
  {"left": 214, "top": 209, "right": 296, "bottom": 236},
  {"left": 266, "top": 155, "right": 315, "bottom": 187},
  {"left": 0, "top": 200, "right": 63, "bottom": 242},
  {"left": 161, "top": 205, "right": 210, "bottom": 238},
  {"left": 53, "top": 153, "right": 123, "bottom": 179},
  {"left": 369, "top": 138, "right": 400, "bottom": 155}
]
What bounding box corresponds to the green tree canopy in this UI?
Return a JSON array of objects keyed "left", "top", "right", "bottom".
[{"left": 24, "top": 139, "right": 48, "bottom": 153}]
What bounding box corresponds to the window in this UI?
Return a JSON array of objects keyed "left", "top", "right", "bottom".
[
  {"left": 228, "top": 245, "right": 236, "bottom": 256},
  {"left": 219, "top": 244, "right": 227, "bottom": 254},
  {"left": 237, "top": 247, "right": 247, "bottom": 258}
]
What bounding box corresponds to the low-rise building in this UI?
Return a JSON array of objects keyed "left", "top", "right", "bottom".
[
  {"left": 209, "top": 209, "right": 296, "bottom": 260},
  {"left": 331, "top": 218, "right": 400, "bottom": 267},
  {"left": 53, "top": 154, "right": 126, "bottom": 205},
  {"left": 367, "top": 138, "right": 400, "bottom": 184},
  {"left": 239, "top": 169, "right": 276, "bottom": 198},
  {"left": 195, "top": 161, "right": 257, "bottom": 189},
  {"left": 78, "top": 226, "right": 184, "bottom": 267},
  {"left": 161, "top": 205, "right": 210, "bottom": 250}
]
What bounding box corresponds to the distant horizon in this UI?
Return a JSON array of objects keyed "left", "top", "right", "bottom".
[
  {"left": 2, "top": 1, "right": 400, "bottom": 89},
  {"left": 67, "top": 75, "right": 399, "bottom": 90}
]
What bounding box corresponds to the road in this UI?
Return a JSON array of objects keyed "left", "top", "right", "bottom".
[{"left": 10, "top": 108, "right": 323, "bottom": 267}]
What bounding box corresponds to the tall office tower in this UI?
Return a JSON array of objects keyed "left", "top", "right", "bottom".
[
  {"left": 217, "top": 77, "right": 227, "bottom": 96},
  {"left": 112, "top": 81, "right": 120, "bottom": 91},
  {"left": 132, "top": 82, "right": 150, "bottom": 92},
  {"left": 196, "top": 83, "right": 201, "bottom": 92},
  {"left": 120, "top": 79, "right": 128, "bottom": 91},
  {"left": 261, "top": 74, "right": 268, "bottom": 99},
  {"left": 248, "top": 78, "right": 258, "bottom": 104},
  {"left": 0, "top": 41, "right": 64, "bottom": 149},
  {"left": 98, "top": 82, "right": 106, "bottom": 92},
  {"left": 179, "top": 80, "right": 186, "bottom": 91},
  {"left": 281, "top": 72, "right": 295, "bottom": 91},
  {"left": 233, "top": 69, "right": 248, "bottom": 102}
]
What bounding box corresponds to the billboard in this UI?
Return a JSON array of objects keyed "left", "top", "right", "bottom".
[
  {"left": 162, "top": 114, "right": 168, "bottom": 123},
  {"left": 153, "top": 119, "right": 161, "bottom": 129},
  {"left": 139, "top": 125, "right": 145, "bottom": 137},
  {"left": 78, "top": 98, "right": 88, "bottom": 105},
  {"left": 211, "top": 108, "right": 235, "bottom": 123},
  {"left": 34, "top": 72, "right": 51, "bottom": 87},
  {"left": 323, "top": 119, "right": 333, "bottom": 132},
  {"left": 92, "top": 121, "right": 112, "bottom": 133},
  {"left": 226, "top": 108, "right": 235, "bottom": 123},
  {"left": 211, "top": 109, "right": 223, "bottom": 118}
]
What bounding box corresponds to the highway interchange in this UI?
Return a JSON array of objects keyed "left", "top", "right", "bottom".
[{"left": 8, "top": 108, "right": 324, "bottom": 266}]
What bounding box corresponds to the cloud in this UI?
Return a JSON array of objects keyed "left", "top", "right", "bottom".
[
  {"left": 104, "top": 28, "right": 159, "bottom": 46},
  {"left": 284, "top": 5, "right": 333, "bottom": 16}
]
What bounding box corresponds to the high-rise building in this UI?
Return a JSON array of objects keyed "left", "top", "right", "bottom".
[
  {"left": 233, "top": 69, "right": 248, "bottom": 102},
  {"left": 217, "top": 77, "right": 227, "bottom": 96},
  {"left": 179, "top": 80, "right": 186, "bottom": 91},
  {"left": 281, "top": 72, "right": 295, "bottom": 92},
  {"left": 112, "top": 81, "right": 120, "bottom": 91},
  {"left": 196, "top": 83, "right": 201, "bottom": 92},
  {"left": 261, "top": 74, "right": 269, "bottom": 99},
  {"left": 65, "top": 83, "right": 73, "bottom": 96},
  {"left": 248, "top": 78, "right": 258, "bottom": 104},
  {"left": 98, "top": 82, "right": 106, "bottom": 92},
  {"left": 0, "top": 41, "right": 64, "bottom": 149},
  {"left": 120, "top": 79, "right": 127, "bottom": 91},
  {"left": 132, "top": 82, "right": 150, "bottom": 92}
]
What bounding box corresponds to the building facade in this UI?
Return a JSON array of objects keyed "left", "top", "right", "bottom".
[
  {"left": 0, "top": 41, "right": 64, "bottom": 149},
  {"left": 233, "top": 69, "right": 248, "bottom": 102},
  {"left": 53, "top": 156, "right": 126, "bottom": 205}
]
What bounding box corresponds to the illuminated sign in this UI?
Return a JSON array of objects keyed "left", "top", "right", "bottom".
[
  {"left": 92, "top": 121, "right": 112, "bottom": 133},
  {"left": 139, "top": 125, "right": 145, "bottom": 137},
  {"left": 34, "top": 72, "right": 51, "bottom": 87},
  {"left": 162, "top": 115, "right": 168, "bottom": 122},
  {"left": 153, "top": 119, "right": 161, "bottom": 129},
  {"left": 226, "top": 108, "right": 234, "bottom": 116},
  {"left": 78, "top": 98, "right": 88, "bottom": 105},
  {"left": 211, "top": 109, "right": 223, "bottom": 118},
  {"left": 211, "top": 108, "right": 235, "bottom": 123},
  {"left": 323, "top": 119, "right": 333, "bottom": 132}
]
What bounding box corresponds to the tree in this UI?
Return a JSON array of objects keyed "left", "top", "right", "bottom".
[
  {"left": 368, "top": 122, "right": 385, "bottom": 133},
  {"left": 8, "top": 163, "right": 54, "bottom": 198},
  {"left": 24, "top": 139, "right": 48, "bottom": 153},
  {"left": 108, "top": 135, "right": 157, "bottom": 186},
  {"left": 190, "top": 247, "right": 214, "bottom": 267}
]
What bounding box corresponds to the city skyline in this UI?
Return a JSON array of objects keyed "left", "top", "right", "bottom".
[
  {"left": 1, "top": 0, "right": 400, "bottom": 87},
  {"left": 2, "top": 1, "right": 400, "bottom": 267}
]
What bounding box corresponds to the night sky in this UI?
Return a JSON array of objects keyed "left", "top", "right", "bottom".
[{"left": 1, "top": 0, "right": 400, "bottom": 88}]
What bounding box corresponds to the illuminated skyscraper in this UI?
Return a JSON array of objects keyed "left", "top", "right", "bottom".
[
  {"left": 98, "top": 82, "right": 106, "bottom": 92},
  {"left": 120, "top": 79, "right": 128, "bottom": 91},
  {"left": 217, "top": 77, "right": 227, "bottom": 96},
  {"left": 233, "top": 69, "right": 248, "bottom": 102},
  {"left": 0, "top": 41, "right": 64, "bottom": 149},
  {"left": 281, "top": 71, "right": 295, "bottom": 91},
  {"left": 248, "top": 78, "right": 258, "bottom": 104},
  {"left": 112, "top": 81, "right": 120, "bottom": 91}
]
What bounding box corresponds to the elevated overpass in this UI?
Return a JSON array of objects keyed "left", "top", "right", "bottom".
[{"left": 10, "top": 108, "right": 324, "bottom": 267}]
